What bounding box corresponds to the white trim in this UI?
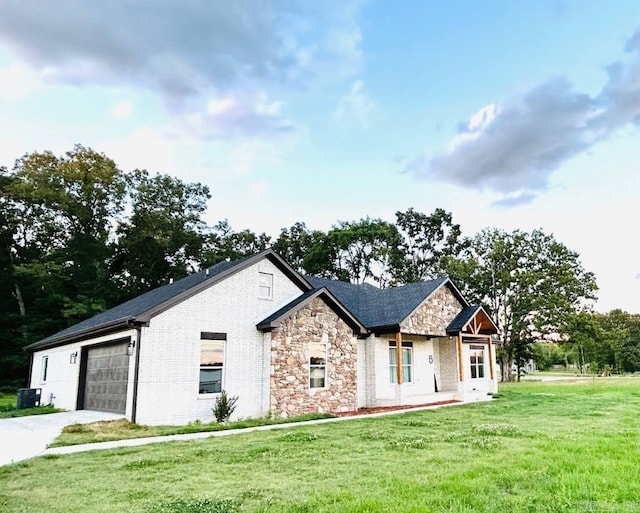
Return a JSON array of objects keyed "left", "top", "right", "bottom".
[
  {"left": 309, "top": 342, "right": 327, "bottom": 389},
  {"left": 258, "top": 272, "right": 274, "bottom": 300},
  {"left": 40, "top": 355, "right": 49, "bottom": 384}
]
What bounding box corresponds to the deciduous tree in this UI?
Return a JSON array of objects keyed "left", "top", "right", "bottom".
[
  {"left": 113, "top": 170, "right": 210, "bottom": 297},
  {"left": 392, "top": 207, "right": 464, "bottom": 283},
  {"left": 444, "top": 228, "right": 598, "bottom": 381}
]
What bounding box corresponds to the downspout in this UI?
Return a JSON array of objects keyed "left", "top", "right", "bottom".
[
  {"left": 457, "top": 334, "right": 464, "bottom": 382},
  {"left": 261, "top": 331, "right": 268, "bottom": 416},
  {"left": 27, "top": 352, "right": 33, "bottom": 387},
  {"left": 131, "top": 325, "right": 142, "bottom": 424},
  {"left": 487, "top": 336, "right": 495, "bottom": 381}
]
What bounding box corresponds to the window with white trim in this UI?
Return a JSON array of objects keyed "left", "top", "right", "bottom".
[
  {"left": 199, "top": 334, "right": 225, "bottom": 394},
  {"left": 258, "top": 272, "right": 273, "bottom": 299},
  {"left": 469, "top": 345, "right": 485, "bottom": 379},
  {"left": 389, "top": 341, "right": 413, "bottom": 383},
  {"left": 309, "top": 343, "right": 327, "bottom": 388},
  {"left": 41, "top": 355, "right": 49, "bottom": 383}
]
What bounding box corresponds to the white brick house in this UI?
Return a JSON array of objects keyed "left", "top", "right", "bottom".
[{"left": 26, "top": 250, "right": 498, "bottom": 425}]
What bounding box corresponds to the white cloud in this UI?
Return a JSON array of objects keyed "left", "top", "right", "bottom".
[
  {"left": 207, "top": 98, "right": 235, "bottom": 116},
  {"left": 404, "top": 28, "right": 640, "bottom": 205},
  {"left": 334, "top": 80, "right": 376, "bottom": 126},
  {"left": 0, "top": 63, "right": 40, "bottom": 99},
  {"left": 0, "top": 1, "right": 364, "bottom": 103},
  {"left": 98, "top": 127, "right": 182, "bottom": 174},
  {"left": 187, "top": 93, "right": 295, "bottom": 140},
  {"left": 250, "top": 180, "right": 269, "bottom": 198},
  {"left": 449, "top": 103, "right": 497, "bottom": 149},
  {"left": 112, "top": 100, "right": 132, "bottom": 119},
  {"left": 326, "top": 27, "right": 363, "bottom": 76}
]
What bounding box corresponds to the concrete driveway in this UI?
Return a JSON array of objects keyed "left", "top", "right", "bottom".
[{"left": 0, "top": 410, "right": 123, "bottom": 467}]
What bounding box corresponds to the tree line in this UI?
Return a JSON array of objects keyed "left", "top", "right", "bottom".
[
  {"left": 0, "top": 145, "right": 618, "bottom": 387},
  {"left": 534, "top": 310, "right": 640, "bottom": 375}
]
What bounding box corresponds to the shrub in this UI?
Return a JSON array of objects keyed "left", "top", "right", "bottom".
[{"left": 212, "top": 391, "right": 238, "bottom": 423}]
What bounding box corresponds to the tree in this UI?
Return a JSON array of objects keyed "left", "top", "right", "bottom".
[
  {"left": 444, "top": 228, "right": 598, "bottom": 381},
  {"left": 272, "top": 222, "right": 337, "bottom": 277},
  {"left": 0, "top": 167, "right": 26, "bottom": 386},
  {"left": 564, "top": 311, "right": 603, "bottom": 373},
  {"left": 328, "top": 218, "right": 402, "bottom": 286},
  {"left": 113, "top": 170, "right": 210, "bottom": 297},
  {"left": 0, "top": 147, "right": 127, "bottom": 385},
  {"left": 392, "top": 207, "right": 465, "bottom": 284},
  {"left": 596, "top": 310, "right": 640, "bottom": 373},
  {"left": 202, "top": 220, "right": 271, "bottom": 267}
]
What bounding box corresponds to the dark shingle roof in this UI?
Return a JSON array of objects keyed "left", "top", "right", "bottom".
[
  {"left": 446, "top": 305, "right": 498, "bottom": 335},
  {"left": 27, "top": 247, "right": 479, "bottom": 351},
  {"left": 305, "top": 275, "right": 460, "bottom": 330},
  {"left": 446, "top": 305, "right": 482, "bottom": 334},
  {"left": 27, "top": 250, "right": 310, "bottom": 351},
  {"left": 256, "top": 287, "right": 366, "bottom": 333},
  {"left": 257, "top": 289, "right": 320, "bottom": 329}
]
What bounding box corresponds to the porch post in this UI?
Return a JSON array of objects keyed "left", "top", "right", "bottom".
[
  {"left": 395, "top": 331, "right": 403, "bottom": 385},
  {"left": 457, "top": 334, "right": 464, "bottom": 381},
  {"left": 487, "top": 336, "right": 495, "bottom": 380}
]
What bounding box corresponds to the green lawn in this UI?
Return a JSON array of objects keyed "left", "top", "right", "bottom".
[
  {"left": 0, "top": 392, "right": 15, "bottom": 409},
  {"left": 0, "top": 392, "right": 60, "bottom": 419},
  {"left": 1, "top": 379, "right": 640, "bottom": 512}
]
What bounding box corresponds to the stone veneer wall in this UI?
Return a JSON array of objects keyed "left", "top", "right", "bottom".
[
  {"left": 401, "top": 285, "right": 463, "bottom": 336},
  {"left": 270, "top": 297, "right": 357, "bottom": 417}
]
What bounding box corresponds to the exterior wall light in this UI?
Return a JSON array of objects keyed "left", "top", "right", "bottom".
[{"left": 70, "top": 351, "right": 78, "bottom": 364}]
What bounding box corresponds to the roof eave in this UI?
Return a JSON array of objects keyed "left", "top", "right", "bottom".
[
  {"left": 369, "top": 323, "right": 401, "bottom": 335},
  {"left": 257, "top": 288, "right": 367, "bottom": 336},
  {"left": 445, "top": 305, "right": 499, "bottom": 335},
  {"left": 24, "top": 317, "right": 139, "bottom": 352}
]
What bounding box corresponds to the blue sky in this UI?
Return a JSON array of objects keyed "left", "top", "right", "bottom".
[{"left": 0, "top": 1, "right": 639, "bottom": 313}]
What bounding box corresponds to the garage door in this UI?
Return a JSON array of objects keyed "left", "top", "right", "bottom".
[{"left": 83, "top": 342, "right": 130, "bottom": 414}]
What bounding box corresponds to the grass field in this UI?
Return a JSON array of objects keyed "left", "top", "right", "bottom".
[
  {"left": 1, "top": 379, "right": 640, "bottom": 512},
  {"left": 0, "top": 392, "right": 60, "bottom": 419},
  {"left": 0, "top": 392, "right": 15, "bottom": 409}
]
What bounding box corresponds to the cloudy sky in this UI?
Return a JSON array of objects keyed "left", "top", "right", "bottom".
[{"left": 0, "top": 1, "right": 639, "bottom": 313}]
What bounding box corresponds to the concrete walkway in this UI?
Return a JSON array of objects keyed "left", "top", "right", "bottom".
[{"left": 0, "top": 410, "right": 123, "bottom": 467}]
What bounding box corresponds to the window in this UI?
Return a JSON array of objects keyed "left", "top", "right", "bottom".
[
  {"left": 258, "top": 272, "right": 273, "bottom": 299},
  {"left": 389, "top": 341, "right": 413, "bottom": 383},
  {"left": 41, "top": 355, "right": 49, "bottom": 383},
  {"left": 199, "top": 333, "right": 225, "bottom": 394},
  {"left": 470, "top": 345, "right": 485, "bottom": 379},
  {"left": 309, "top": 343, "right": 327, "bottom": 388}
]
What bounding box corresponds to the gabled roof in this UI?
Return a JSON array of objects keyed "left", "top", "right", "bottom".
[
  {"left": 446, "top": 305, "right": 498, "bottom": 335},
  {"left": 305, "top": 276, "right": 468, "bottom": 332},
  {"left": 26, "top": 250, "right": 311, "bottom": 351},
  {"left": 257, "top": 287, "right": 367, "bottom": 335}
]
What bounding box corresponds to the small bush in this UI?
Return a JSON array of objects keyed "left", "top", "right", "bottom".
[{"left": 212, "top": 391, "right": 238, "bottom": 423}]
